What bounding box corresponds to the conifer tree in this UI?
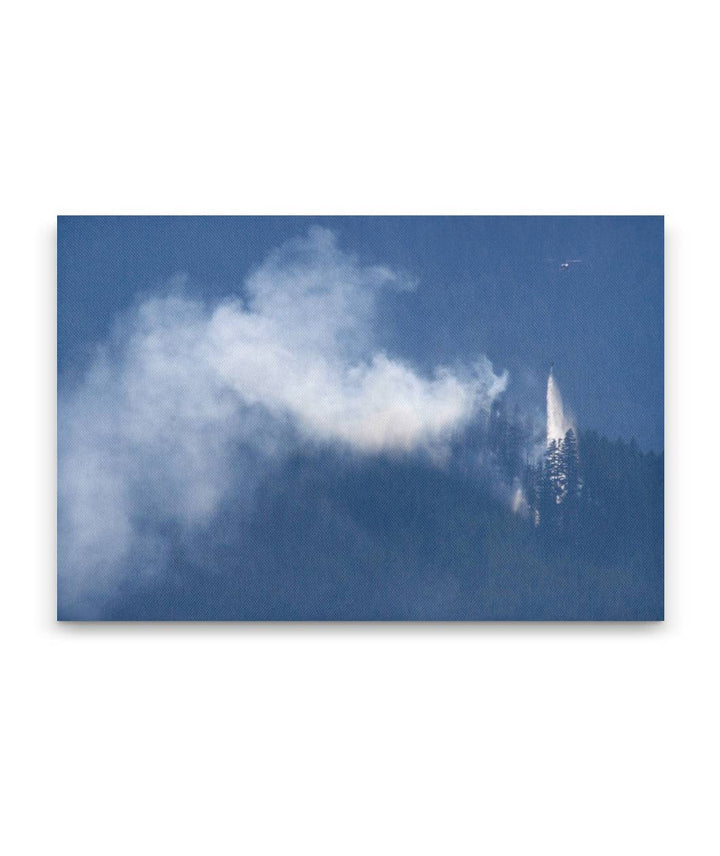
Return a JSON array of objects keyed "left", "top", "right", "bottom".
[
  {"left": 539, "top": 439, "right": 562, "bottom": 529},
  {"left": 561, "top": 429, "right": 580, "bottom": 503}
]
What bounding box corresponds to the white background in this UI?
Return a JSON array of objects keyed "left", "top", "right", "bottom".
[{"left": 2, "top": 2, "right": 718, "bottom": 854}]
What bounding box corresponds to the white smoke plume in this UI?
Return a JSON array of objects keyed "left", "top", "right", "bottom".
[
  {"left": 546, "top": 367, "right": 574, "bottom": 444},
  {"left": 59, "top": 228, "right": 508, "bottom": 610}
]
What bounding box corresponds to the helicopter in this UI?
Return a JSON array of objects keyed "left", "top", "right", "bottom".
[{"left": 544, "top": 257, "right": 584, "bottom": 272}]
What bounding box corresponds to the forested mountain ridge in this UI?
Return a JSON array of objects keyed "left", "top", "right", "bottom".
[{"left": 104, "top": 405, "right": 664, "bottom": 621}]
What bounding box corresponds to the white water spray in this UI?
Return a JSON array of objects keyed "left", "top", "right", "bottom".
[{"left": 546, "top": 367, "right": 573, "bottom": 444}]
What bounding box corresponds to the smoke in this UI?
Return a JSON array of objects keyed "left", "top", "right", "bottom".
[
  {"left": 59, "top": 228, "right": 508, "bottom": 610},
  {"left": 546, "top": 368, "right": 574, "bottom": 444}
]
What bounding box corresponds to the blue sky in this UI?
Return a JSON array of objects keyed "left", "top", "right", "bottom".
[{"left": 58, "top": 215, "right": 663, "bottom": 451}]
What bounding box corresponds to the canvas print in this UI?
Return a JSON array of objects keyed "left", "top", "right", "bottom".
[{"left": 57, "top": 216, "right": 664, "bottom": 620}]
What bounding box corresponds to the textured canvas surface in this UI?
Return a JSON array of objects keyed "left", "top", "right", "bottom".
[{"left": 57, "top": 216, "right": 663, "bottom": 620}]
